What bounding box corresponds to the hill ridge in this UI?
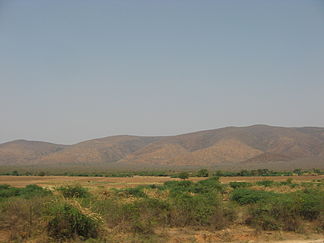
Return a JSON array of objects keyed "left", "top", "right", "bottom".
[{"left": 1, "top": 125, "right": 324, "bottom": 169}]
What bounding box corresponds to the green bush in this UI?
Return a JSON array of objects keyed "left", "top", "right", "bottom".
[
  {"left": 197, "top": 169, "right": 209, "bottom": 177},
  {"left": 247, "top": 194, "right": 302, "bottom": 231},
  {"left": 0, "top": 184, "right": 20, "bottom": 198},
  {"left": 20, "top": 184, "right": 52, "bottom": 199},
  {"left": 169, "top": 192, "right": 223, "bottom": 227},
  {"left": 229, "top": 182, "right": 252, "bottom": 189},
  {"left": 0, "top": 184, "right": 51, "bottom": 199},
  {"left": 178, "top": 172, "right": 189, "bottom": 180},
  {"left": 164, "top": 177, "right": 223, "bottom": 195},
  {"left": 192, "top": 177, "right": 224, "bottom": 194},
  {"left": 57, "top": 185, "right": 90, "bottom": 198},
  {"left": 122, "top": 187, "right": 147, "bottom": 198},
  {"left": 256, "top": 180, "right": 275, "bottom": 187},
  {"left": 297, "top": 190, "right": 324, "bottom": 220},
  {"left": 230, "top": 189, "right": 276, "bottom": 205},
  {"left": 93, "top": 197, "right": 169, "bottom": 234},
  {"left": 47, "top": 201, "right": 100, "bottom": 240}
]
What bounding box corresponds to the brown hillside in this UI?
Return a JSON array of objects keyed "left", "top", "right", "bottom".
[
  {"left": 38, "top": 136, "right": 159, "bottom": 164},
  {"left": 1, "top": 125, "right": 324, "bottom": 168},
  {"left": 0, "top": 140, "right": 66, "bottom": 165}
]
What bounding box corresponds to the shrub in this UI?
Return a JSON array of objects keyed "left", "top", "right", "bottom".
[
  {"left": 197, "top": 169, "right": 209, "bottom": 177},
  {"left": 94, "top": 197, "right": 169, "bottom": 234},
  {"left": 0, "top": 197, "right": 50, "bottom": 241},
  {"left": 57, "top": 184, "right": 90, "bottom": 198},
  {"left": 247, "top": 194, "right": 303, "bottom": 232},
  {"left": 20, "top": 184, "right": 52, "bottom": 199},
  {"left": 0, "top": 185, "right": 20, "bottom": 198},
  {"left": 122, "top": 187, "right": 147, "bottom": 198},
  {"left": 229, "top": 182, "right": 252, "bottom": 189},
  {"left": 47, "top": 201, "right": 100, "bottom": 240},
  {"left": 178, "top": 172, "right": 189, "bottom": 180},
  {"left": 297, "top": 190, "right": 324, "bottom": 220},
  {"left": 164, "top": 180, "right": 194, "bottom": 194},
  {"left": 230, "top": 189, "right": 276, "bottom": 205},
  {"left": 192, "top": 177, "right": 224, "bottom": 194},
  {"left": 169, "top": 192, "right": 223, "bottom": 227},
  {"left": 256, "top": 180, "right": 275, "bottom": 187},
  {"left": 0, "top": 184, "right": 51, "bottom": 199}
]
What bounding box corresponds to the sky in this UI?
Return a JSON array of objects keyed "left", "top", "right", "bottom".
[{"left": 0, "top": 0, "right": 324, "bottom": 144}]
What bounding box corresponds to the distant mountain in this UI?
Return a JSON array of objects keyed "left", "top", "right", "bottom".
[
  {"left": 1, "top": 125, "right": 324, "bottom": 169},
  {"left": 0, "top": 140, "right": 66, "bottom": 165}
]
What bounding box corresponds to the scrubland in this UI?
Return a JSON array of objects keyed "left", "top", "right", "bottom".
[{"left": 0, "top": 175, "right": 323, "bottom": 243}]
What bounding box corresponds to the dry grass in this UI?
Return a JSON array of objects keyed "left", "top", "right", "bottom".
[{"left": 0, "top": 175, "right": 323, "bottom": 189}]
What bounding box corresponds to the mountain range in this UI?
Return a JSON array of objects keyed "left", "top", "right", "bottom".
[{"left": 1, "top": 125, "right": 324, "bottom": 169}]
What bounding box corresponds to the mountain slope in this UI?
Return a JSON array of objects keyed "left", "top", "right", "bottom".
[
  {"left": 0, "top": 140, "right": 66, "bottom": 165},
  {"left": 0, "top": 125, "right": 324, "bottom": 168}
]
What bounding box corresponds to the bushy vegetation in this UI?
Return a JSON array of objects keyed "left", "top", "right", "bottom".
[
  {"left": 230, "top": 188, "right": 277, "bottom": 205},
  {"left": 0, "top": 184, "right": 51, "bottom": 199},
  {"left": 230, "top": 187, "right": 324, "bottom": 232},
  {"left": 229, "top": 181, "right": 252, "bottom": 189},
  {"left": 47, "top": 201, "right": 100, "bottom": 240},
  {"left": 0, "top": 176, "right": 323, "bottom": 242},
  {"left": 57, "top": 184, "right": 90, "bottom": 198}
]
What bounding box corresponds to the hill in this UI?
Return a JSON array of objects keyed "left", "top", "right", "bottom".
[{"left": 1, "top": 125, "right": 324, "bottom": 169}]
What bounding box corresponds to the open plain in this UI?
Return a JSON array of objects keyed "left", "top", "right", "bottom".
[{"left": 1, "top": 175, "right": 323, "bottom": 188}]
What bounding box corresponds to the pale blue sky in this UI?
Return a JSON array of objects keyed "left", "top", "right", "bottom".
[{"left": 0, "top": 0, "right": 324, "bottom": 144}]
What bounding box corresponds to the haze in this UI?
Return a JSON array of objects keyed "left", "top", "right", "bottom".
[{"left": 0, "top": 0, "right": 324, "bottom": 144}]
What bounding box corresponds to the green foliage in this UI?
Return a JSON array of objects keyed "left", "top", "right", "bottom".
[
  {"left": 256, "top": 180, "right": 275, "bottom": 187},
  {"left": 164, "top": 177, "right": 224, "bottom": 195},
  {"left": 230, "top": 189, "right": 277, "bottom": 205},
  {"left": 247, "top": 194, "right": 302, "bottom": 231},
  {"left": 297, "top": 190, "right": 324, "bottom": 220},
  {"left": 0, "top": 184, "right": 51, "bottom": 199},
  {"left": 169, "top": 192, "right": 222, "bottom": 227},
  {"left": 38, "top": 171, "right": 46, "bottom": 176},
  {"left": 178, "top": 172, "right": 189, "bottom": 180},
  {"left": 229, "top": 182, "right": 252, "bottom": 189},
  {"left": 245, "top": 190, "right": 324, "bottom": 232},
  {"left": 47, "top": 201, "right": 100, "bottom": 240},
  {"left": 197, "top": 169, "right": 209, "bottom": 177},
  {"left": 57, "top": 184, "right": 90, "bottom": 198},
  {"left": 122, "top": 187, "right": 147, "bottom": 198}
]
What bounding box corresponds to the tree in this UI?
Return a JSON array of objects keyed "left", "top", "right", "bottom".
[
  {"left": 38, "top": 171, "right": 46, "bottom": 176},
  {"left": 197, "top": 169, "right": 209, "bottom": 177},
  {"left": 11, "top": 170, "right": 19, "bottom": 176},
  {"left": 178, "top": 172, "right": 189, "bottom": 180},
  {"left": 293, "top": 168, "right": 302, "bottom": 176}
]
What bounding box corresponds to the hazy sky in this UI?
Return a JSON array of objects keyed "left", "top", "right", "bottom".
[{"left": 0, "top": 0, "right": 324, "bottom": 144}]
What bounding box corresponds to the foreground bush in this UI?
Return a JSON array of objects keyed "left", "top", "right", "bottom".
[
  {"left": 169, "top": 192, "right": 225, "bottom": 227},
  {"left": 247, "top": 194, "right": 302, "bottom": 231},
  {"left": 0, "top": 197, "right": 50, "bottom": 241},
  {"left": 47, "top": 201, "right": 100, "bottom": 240},
  {"left": 245, "top": 190, "right": 324, "bottom": 232}
]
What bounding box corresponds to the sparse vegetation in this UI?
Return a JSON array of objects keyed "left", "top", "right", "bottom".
[{"left": 0, "top": 174, "right": 323, "bottom": 242}]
